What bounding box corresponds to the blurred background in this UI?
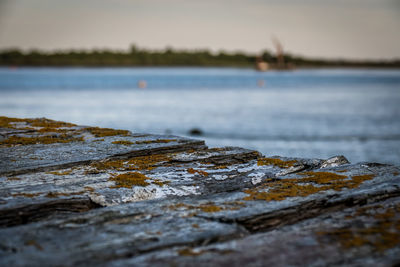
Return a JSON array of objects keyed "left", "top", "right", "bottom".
[{"left": 0, "top": 0, "right": 399, "bottom": 164}]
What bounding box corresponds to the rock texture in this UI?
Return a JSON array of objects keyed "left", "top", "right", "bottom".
[{"left": 1, "top": 116, "right": 400, "bottom": 266}]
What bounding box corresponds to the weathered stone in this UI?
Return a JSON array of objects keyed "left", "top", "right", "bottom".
[
  {"left": 0, "top": 117, "right": 399, "bottom": 266},
  {"left": 0, "top": 117, "right": 205, "bottom": 176},
  {"left": 117, "top": 196, "right": 400, "bottom": 267},
  {"left": 320, "top": 155, "right": 350, "bottom": 168}
]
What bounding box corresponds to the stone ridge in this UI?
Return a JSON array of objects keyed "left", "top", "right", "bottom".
[{"left": 0, "top": 116, "right": 399, "bottom": 266}]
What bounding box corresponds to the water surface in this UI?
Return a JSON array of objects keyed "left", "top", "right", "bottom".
[{"left": 1, "top": 67, "right": 399, "bottom": 164}]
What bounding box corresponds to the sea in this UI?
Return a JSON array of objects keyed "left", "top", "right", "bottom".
[{"left": 1, "top": 67, "right": 400, "bottom": 165}]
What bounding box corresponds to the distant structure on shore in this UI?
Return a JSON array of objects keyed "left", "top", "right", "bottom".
[
  {"left": 255, "top": 37, "right": 294, "bottom": 71},
  {"left": 255, "top": 56, "right": 269, "bottom": 71},
  {"left": 138, "top": 80, "right": 147, "bottom": 89}
]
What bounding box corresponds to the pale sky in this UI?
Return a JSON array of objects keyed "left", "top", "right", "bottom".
[{"left": 0, "top": 0, "right": 399, "bottom": 59}]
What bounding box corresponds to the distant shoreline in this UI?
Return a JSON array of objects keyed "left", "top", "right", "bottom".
[
  {"left": 1, "top": 65, "right": 400, "bottom": 70},
  {"left": 1, "top": 48, "right": 399, "bottom": 69}
]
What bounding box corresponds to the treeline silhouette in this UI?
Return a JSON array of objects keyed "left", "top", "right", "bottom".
[{"left": 0, "top": 45, "right": 399, "bottom": 68}]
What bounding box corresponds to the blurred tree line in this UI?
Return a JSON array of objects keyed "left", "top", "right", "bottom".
[{"left": 0, "top": 45, "right": 399, "bottom": 68}]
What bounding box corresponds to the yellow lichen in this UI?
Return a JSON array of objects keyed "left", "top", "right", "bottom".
[
  {"left": 187, "top": 168, "right": 209, "bottom": 176},
  {"left": 257, "top": 157, "right": 297, "bottom": 168},
  {"left": 244, "top": 172, "right": 375, "bottom": 202},
  {"left": 86, "top": 127, "right": 130, "bottom": 137},
  {"left": 178, "top": 247, "right": 234, "bottom": 256},
  {"left": 36, "top": 127, "right": 69, "bottom": 134},
  {"left": 111, "top": 140, "right": 134, "bottom": 145},
  {"left": 212, "top": 165, "right": 228, "bottom": 169},
  {"left": 7, "top": 177, "right": 21, "bottom": 181},
  {"left": 199, "top": 204, "right": 222, "bottom": 212},
  {"left": 222, "top": 201, "right": 247, "bottom": 210},
  {"left": 317, "top": 203, "right": 400, "bottom": 252},
  {"left": 0, "top": 116, "right": 27, "bottom": 128},
  {"left": 299, "top": 171, "right": 348, "bottom": 185},
  {"left": 90, "top": 159, "right": 127, "bottom": 171},
  {"left": 29, "top": 119, "right": 76, "bottom": 128},
  {"left": 0, "top": 135, "right": 84, "bottom": 146},
  {"left": 24, "top": 240, "right": 43, "bottom": 251},
  {"left": 134, "top": 139, "right": 177, "bottom": 145},
  {"left": 152, "top": 179, "right": 169, "bottom": 187},
  {"left": 350, "top": 174, "right": 376, "bottom": 188},
  {"left": 178, "top": 248, "right": 205, "bottom": 256},
  {"left": 127, "top": 154, "right": 172, "bottom": 170},
  {"left": 0, "top": 116, "right": 76, "bottom": 130},
  {"left": 90, "top": 154, "right": 172, "bottom": 173},
  {"left": 46, "top": 170, "right": 72, "bottom": 176},
  {"left": 84, "top": 186, "right": 95, "bottom": 192},
  {"left": 45, "top": 191, "right": 85, "bottom": 198},
  {"left": 169, "top": 202, "right": 235, "bottom": 213},
  {"left": 109, "top": 172, "right": 150, "bottom": 188},
  {"left": 200, "top": 150, "right": 260, "bottom": 168},
  {"left": 12, "top": 192, "right": 41, "bottom": 198}
]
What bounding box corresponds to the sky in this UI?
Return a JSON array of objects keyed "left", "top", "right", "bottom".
[{"left": 0, "top": 0, "right": 399, "bottom": 59}]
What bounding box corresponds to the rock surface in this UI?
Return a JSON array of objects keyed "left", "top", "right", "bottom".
[{"left": 1, "top": 116, "right": 399, "bottom": 266}]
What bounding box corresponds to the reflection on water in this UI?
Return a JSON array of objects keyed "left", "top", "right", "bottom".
[{"left": 1, "top": 67, "right": 400, "bottom": 164}]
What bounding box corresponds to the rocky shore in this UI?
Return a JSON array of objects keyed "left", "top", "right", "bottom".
[{"left": 1, "top": 116, "right": 399, "bottom": 266}]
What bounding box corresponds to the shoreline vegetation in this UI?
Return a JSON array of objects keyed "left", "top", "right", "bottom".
[{"left": 0, "top": 45, "right": 399, "bottom": 69}]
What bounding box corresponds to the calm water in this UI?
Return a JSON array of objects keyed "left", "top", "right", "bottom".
[{"left": 1, "top": 67, "right": 400, "bottom": 164}]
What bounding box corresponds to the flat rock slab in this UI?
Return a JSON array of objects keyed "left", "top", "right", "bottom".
[
  {"left": 118, "top": 196, "right": 400, "bottom": 267},
  {"left": 0, "top": 117, "right": 205, "bottom": 176},
  {"left": 1, "top": 117, "right": 400, "bottom": 266}
]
